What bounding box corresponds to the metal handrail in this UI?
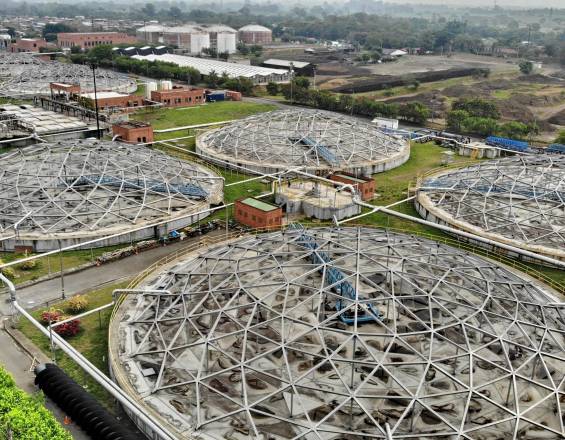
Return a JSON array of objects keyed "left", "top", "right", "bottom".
[{"left": 114, "top": 223, "right": 564, "bottom": 304}]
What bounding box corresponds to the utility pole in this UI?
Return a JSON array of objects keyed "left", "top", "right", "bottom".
[{"left": 89, "top": 61, "right": 101, "bottom": 139}]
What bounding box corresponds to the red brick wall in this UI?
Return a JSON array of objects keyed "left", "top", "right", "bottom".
[
  {"left": 10, "top": 39, "right": 48, "bottom": 53},
  {"left": 82, "top": 95, "right": 143, "bottom": 110},
  {"left": 235, "top": 200, "right": 282, "bottom": 230},
  {"left": 150, "top": 87, "right": 205, "bottom": 107},
  {"left": 112, "top": 124, "right": 154, "bottom": 143},
  {"left": 330, "top": 174, "right": 375, "bottom": 201},
  {"left": 239, "top": 31, "right": 272, "bottom": 45},
  {"left": 57, "top": 32, "right": 136, "bottom": 49}
]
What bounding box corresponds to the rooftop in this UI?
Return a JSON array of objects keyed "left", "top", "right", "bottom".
[
  {"left": 239, "top": 197, "right": 279, "bottom": 212},
  {"left": 262, "top": 59, "right": 311, "bottom": 69}
]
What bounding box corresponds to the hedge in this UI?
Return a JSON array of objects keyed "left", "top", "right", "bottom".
[{"left": 0, "top": 366, "right": 72, "bottom": 440}]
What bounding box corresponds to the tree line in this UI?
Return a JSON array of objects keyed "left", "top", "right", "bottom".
[
  {"left": 447, "top": 98, "right": 538, "bottom": 139},
  {"left": 268, "top": 79, "right": 430, "bottom": 125}
]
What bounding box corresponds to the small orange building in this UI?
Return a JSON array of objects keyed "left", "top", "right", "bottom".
[
  {"left": 50, "top": 82, "right": 81, "bottom": 100},
  {"left": 10, "top": 38, "right": 48, "bottom": 53},
  {"left": 112, "top": 121, "right": 154, "bottom": 144},
  {"left": 235, "top": 198, "right": 282, "bottom": 230},
  {"left": 57, "top": 32, "right": 136, "bottom": 50},
  {"left": 79, "top": 92, "right": 144, "bottom": 111},
  {"left": 330, "top": 173, "right": 375, "bottom": 201},
  {"left": 150, "top": 86, "right": 205, "bottom": 108}
]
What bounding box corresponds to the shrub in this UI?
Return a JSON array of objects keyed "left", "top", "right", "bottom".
[
  {"left": 0, "top": 366, "right": 73, "bottom": 439},
  {"left": 66, "top": 295, "right": 88, "bottom": 314},
  {"left": 53, "top": 318, "right": 81, "bottom": 338},
  {"left": 17, "top": 259, "right": 37, "bottom": 271},
  {"left": 0, "top": 258, "right": 16, "bottom": 280},
  {"left": 40, "top": 309, "right": 63, "bottom": 325}
]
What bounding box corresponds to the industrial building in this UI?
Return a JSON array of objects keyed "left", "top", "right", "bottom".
[
  {"left": 135, "top": 24, "right": 165, "bottom": 44},
  {"left": 132, "top": 53, "right": 290, "bottom": 84},
  {"left": 77, "top": 91, "right": 144, "bottom": 111},
  {"left": 0, "top": 140, "right": 223, "bottom": 251},
  {"left": 330, "top": 172, "right": 375, "bottom": 201},
  {"left": 275, "top": 181, "right": 360, "bottom": 220},
  {"left": 261, "top": 59, "right": 315, "bottom": 76},
  {"left": 57, "top": 32, "right": 136, "bottom": 50},
  {"left": 0, "top": 104, "right": 101, "bottom": 145},
  {"left": 10, "top": 37, "right": 48, "bottom": 53},
  {"left": 205, "top": 24, "right": 238, "bottom": 54},
  {"left": 197, "top": 109, "right": 410, "bottom": 174},
  {"left": 150, "top": 85, "right": 205, "bottom": 108},
  {"left": 238, "top": 24, "right": 272, "bottom": 44},
  {"left": 109, "top": 226, "right": 564, "bottom": 440},
  {"left": 0, "top": 54, "right": 136, "bottom": 98},
  {"left": 415, "top": 155, "right": 565, "bottom": 264},
  {"left": 111, "top": 121, "right": 154, "bottom": 144},
  {"left": 234, "top": 197, "right": 282, "bottom": 229},
  {"left": 162, "top": 25, "right": 210, "bottom": 55}
]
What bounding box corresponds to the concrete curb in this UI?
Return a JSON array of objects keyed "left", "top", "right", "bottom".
[{"left": 2, "top": 318, "right": 51, "bottom": 364}]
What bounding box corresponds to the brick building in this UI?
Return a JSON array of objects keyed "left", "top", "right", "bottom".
[
  {"left": 78, "top": 91, "right": 144, "bottom": 111},
  {"left": 150, "top": 86, "right": 205, "bottom": 107},
  {"left": 57, "top": 32, "right": 136, "bottom": 50},
  {"left": 330, "top": 173, "right": 375, "bottom": 201},
  {"left": 10, "top": 38, "right": 48, "bottom": 53},
  {"left": 112, "top": 121, "right": 154, "bottom": 144},
  {"left": 235, "top": 198, "right": 282, "bottom": 230}
]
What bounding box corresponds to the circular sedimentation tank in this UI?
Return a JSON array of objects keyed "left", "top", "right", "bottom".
[
  {"left": 0, "top": 140, "right": 223, "bottom": 251},
  {"left": 196, "top": 109, "right": 410, "bottom": 174},
  {"left": 0, "top": 53, "right": 136, "bottom": 97},
  {"left": 415, "top": 155, "right": 565, "bottom": 264},
  {"left": 109, "top": 226, "right": 564, "bottom": 440}
]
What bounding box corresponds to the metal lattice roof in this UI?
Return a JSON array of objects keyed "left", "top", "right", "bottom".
[
  {"left": 197, "top": 110, "right": 410, "bottom": 172},
  {"left": 111, "top": 226, "right": 565, "bottom": 440},
  {"left": 417, "top": 155, "right": 565, "bottom": 260},
  {"left": 0, "top": 53, "right": 136, "bottom": 98},
  {"left": 0, "top": 140, "right": 222, "bottom": 240}
]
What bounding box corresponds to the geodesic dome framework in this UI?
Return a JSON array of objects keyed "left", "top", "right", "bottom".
[
  {"left": 415, "top": 155, "right": 565, "bottom": 264},
  {"left": 0, "top": 140, "right": 223, "bottom": 251},
  {"left": 110, "top": 226, "right": 565, "bottom": 440},
  {"left": 196, "top": 110, "right": 410, "bottom": 174},
  {"left": 0, "top": 54, "right": 136, "bottom": 98},
  {"left": 0, "top": 53, "right": 44, "bottom": 78}
]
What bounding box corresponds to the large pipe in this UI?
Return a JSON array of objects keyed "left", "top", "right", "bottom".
[
  {"left": 0, "top": 272, "right": 177, "bottom": 440},
  {"left": 379, "top": 207, "right": 565, "bottom": 269},
  {"left": 35, "top": 363, "right": 139, "bottom": 440}
]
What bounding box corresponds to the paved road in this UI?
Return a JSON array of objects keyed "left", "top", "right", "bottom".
[
  {"left": 0, "top": 319, "right": 90, "bottom": 439},
  {"left": 0, "top": 229, "right": 227, "bottom": 438},
  {"left": 1, "top": 231, "right": 225, "bottom": 315}
]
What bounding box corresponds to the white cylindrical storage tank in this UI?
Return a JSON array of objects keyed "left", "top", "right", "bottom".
[
  {"left": 145, "top": 81, "right": 158, "bottom": 99},
  {"left": 190, "top": 32, "right": 210, "bottom": 55},
  {"left": 160, "top": 80, "right": 172, "bottom": 90},
  {"left": 217, "top": 32, "right": 237, "bottom": 54}
]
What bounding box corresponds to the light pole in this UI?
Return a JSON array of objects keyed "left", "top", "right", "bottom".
[{"left": 88, "top": 61, "right": 101, "bottom": 139}]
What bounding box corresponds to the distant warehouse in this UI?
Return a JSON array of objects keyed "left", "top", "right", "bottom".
[
  {"left": 261, "top": 59, "right": 315, "bottom": 76},
  {"left": 131, "top": 53, "right": 291, "bottom": 84}
]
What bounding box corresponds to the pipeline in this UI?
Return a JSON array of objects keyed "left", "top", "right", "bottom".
[{"left": 35, "top": 363, "right": 138, "bottom": 440}]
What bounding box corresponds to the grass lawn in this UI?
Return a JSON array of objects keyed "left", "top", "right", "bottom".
[
  {"left": 17, "top": 281, "right": 131, "bottom": 411},
  {"left": 1, "top": 245, "right": 127, "bottom": 285},
  {"left": 132, "top": 101, "right": 277, "bottom": 131},
  {"left": 354, "top": 141, "right": 476, "bottom": 233}
]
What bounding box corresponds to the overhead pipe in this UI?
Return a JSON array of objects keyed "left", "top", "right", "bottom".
[{"left": 0, "top": 272, "right": 177, "bottom": 440}]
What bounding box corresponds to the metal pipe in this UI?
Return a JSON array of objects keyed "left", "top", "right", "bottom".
[
  {"left": 379, "top": 207, "right": 565, "bottom": 268},
  {"left": 0, "top": 272, "right": 176, "bottom": 440},
  {"left": 49, "top": 302, "right": 115, "bottom": 328}
]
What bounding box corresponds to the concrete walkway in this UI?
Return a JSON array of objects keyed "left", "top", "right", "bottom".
[{"left": 0, "top": 229, "right": 226, "bottom": 438}]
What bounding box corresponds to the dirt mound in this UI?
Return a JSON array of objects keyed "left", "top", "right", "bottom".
[
  {"left": 506, "top": 93, "right": 564, "bottom": 107},
  {"left": 383, "top": 92, "right": 447, "bottom": 115},
  {"left": 516, "top": 74, "right": 564, "bottom": 85},
  {"left": 548, "top": 109, "right": 565, "bottom": 125}
]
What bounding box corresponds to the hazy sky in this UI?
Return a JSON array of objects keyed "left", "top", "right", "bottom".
[{"left": 349, "top": 0, "right": 565, "bottom": 6}]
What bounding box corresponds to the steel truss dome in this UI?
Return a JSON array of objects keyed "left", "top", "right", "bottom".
[
  {"left": 0, "top": 54, "right": 136, "bottom": 97},
  {"left": 196, "top": 110, "right": 410, "bottom": 173},
  {"left": 0, "top": 53, "right": 44, "bottom": 78},
  {"left": 415, "top": 155, "right": 565, "bottom": 263},
  {"left": 0, "top": 140, "right": 223, "bottom": 246},
  {"left": 110, "top": 227, "right": 565, "bottom": 440}
]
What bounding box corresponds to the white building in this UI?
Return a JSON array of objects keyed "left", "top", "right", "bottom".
[
  {"left": 132, "top": 53, "right": 290, "bottom": 85},
  {"left": 205, "top": 25, "right": 237, "bottom": 54}
]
